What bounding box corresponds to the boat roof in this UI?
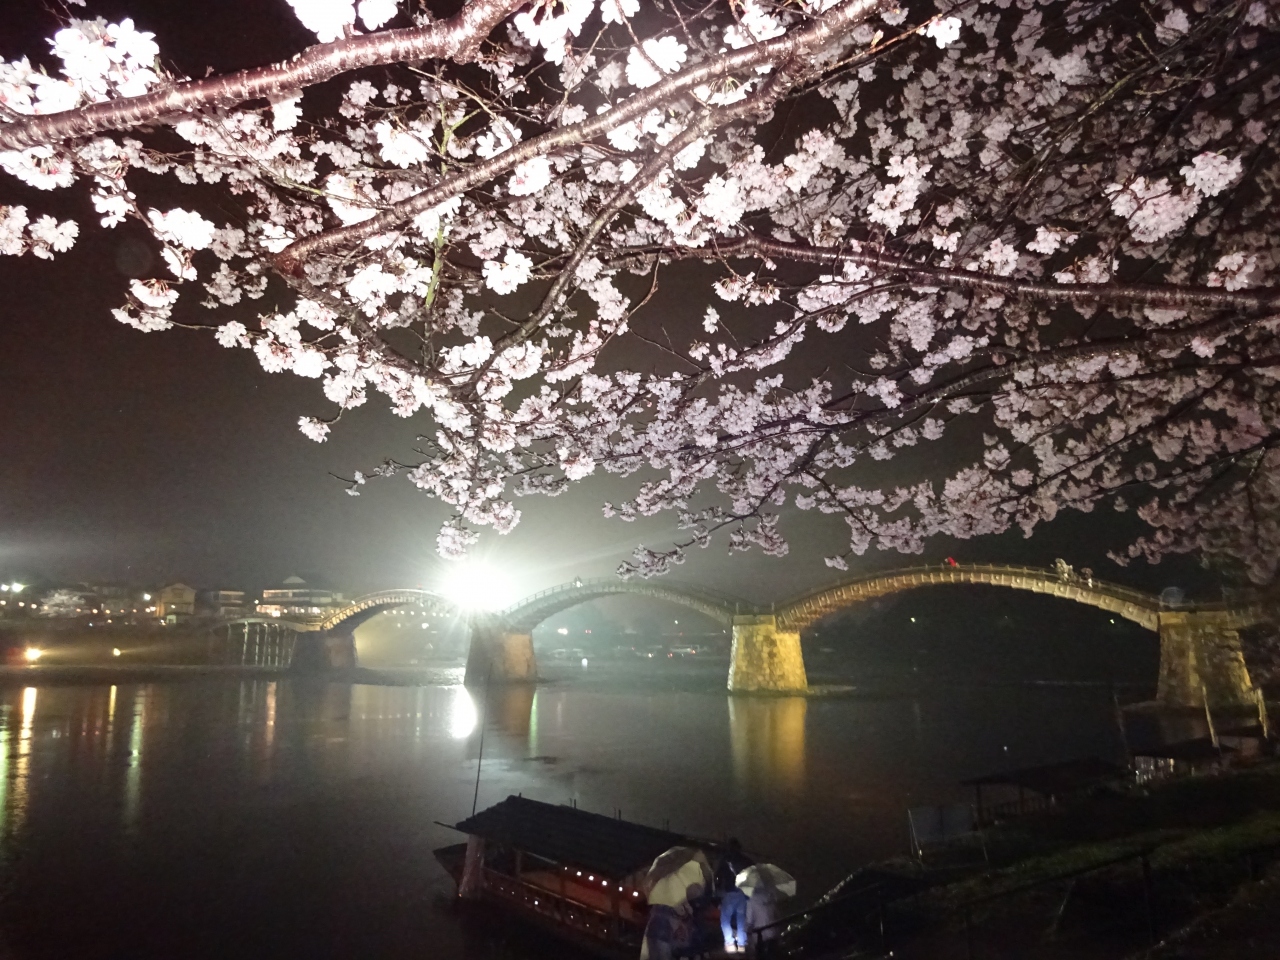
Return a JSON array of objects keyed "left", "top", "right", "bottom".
[{"left": 453, "top": 795, "right": 703, "bottom": 880}]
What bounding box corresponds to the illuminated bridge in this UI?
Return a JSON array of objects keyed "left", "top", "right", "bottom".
[
  {"left": 476, "top": 563, "right": 1267, "bottom": 711},
  {"left": 213, "top": 589, "right": 458, "bottom": 671},
  {"left": 214, "top": 564, "right": 1269, "bottom": 711}
]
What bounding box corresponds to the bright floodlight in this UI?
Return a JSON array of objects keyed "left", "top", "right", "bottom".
[
  {"left": 439, "top": 561, "right": 515, "bottom": 613},
  {"left": 23, "top": 648, "right": 42, "bottom": 663}
]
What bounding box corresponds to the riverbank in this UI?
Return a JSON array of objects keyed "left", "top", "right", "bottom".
[{"left": 791, "top": 758, "right": 1280, "bottom": 959}]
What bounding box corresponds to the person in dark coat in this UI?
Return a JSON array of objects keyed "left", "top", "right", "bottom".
[{"left": 713, "top": 839, "right": 754, "bottom": 953}]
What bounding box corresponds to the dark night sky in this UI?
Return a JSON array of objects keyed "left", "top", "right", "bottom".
[{"left": 0, "top": 0, "right": 1208, "bottom": 604}]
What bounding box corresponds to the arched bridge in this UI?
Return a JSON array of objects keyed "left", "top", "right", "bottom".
[
  {"left": 319, "top": 589, "right": 457, "bottom": 632},
  {"left": 776, "top": 564, "right": 1166, "bottom": 632},
  {"left": 468, "top": 563, "right": 1267, "bottom": 711},
  {"left": 500, "top": 578, "right": 746, "bottom": 633},
  {"left": 233, "top": 564, "right": 1267, "bottom": 711},
  {"left": 212, "top": 590, "right": 459, "bottom": 671}
]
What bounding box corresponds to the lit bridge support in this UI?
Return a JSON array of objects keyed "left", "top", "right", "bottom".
[
  {"left": 728, "top": 615, "right": 808, "bottom": 694},
  {"left": 1156, "top": 610, "right": 1257, "bottom": 710},
  {"left": 465, "top": 618, "right": 537, "bottom": 685},
  {"left": 210, "top": 620, "right": 299, "bottom": 668}
]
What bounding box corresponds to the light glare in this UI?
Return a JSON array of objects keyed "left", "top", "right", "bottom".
[
  {"left": 23, "top": 648, "right": 43, "bottom": 663},
  {"left": 438, "top": 561, "right": 516, "bottom": 613},
  {"left": 449, "top": 688, "right": 478, "bottom": 739}
]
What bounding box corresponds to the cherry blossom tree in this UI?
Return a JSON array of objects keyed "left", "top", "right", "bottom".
[{"left": 3, "top": 0, "right": 1279, "bottom": 580}]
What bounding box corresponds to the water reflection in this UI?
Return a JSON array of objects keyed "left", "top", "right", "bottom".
[
  {"left": 124, "top": 688, "right": 145, "bottom": 832},
  {"left": 492, "top": 685, "right": 535, "bottom": 738},
  {"left": 10, "top": 687, "right": 37, "bottom": 838},
  {"left": 729, "top": 696, "right": 807, "bottom": 794},
  {"left": 0, "top": 678, "right": 1134, "bottom": 960},
  {"left": 265, "top": 681, "right": 277, "bottom": 753},
  {"left": 450, "top": 687, "right": 478, "bottom": 739}
]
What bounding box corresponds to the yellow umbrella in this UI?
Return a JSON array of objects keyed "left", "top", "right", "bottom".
[{"left": 644, "top": 846, "right": 711, "bottom": 907}]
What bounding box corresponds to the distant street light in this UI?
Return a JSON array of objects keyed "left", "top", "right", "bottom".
[{"left": 23, "top": 648, "right": 42, "bottom": 663}]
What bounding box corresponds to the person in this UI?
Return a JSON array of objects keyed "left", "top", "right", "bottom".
[
  {"left": 744, "top": 879, "right": 779, "bottom": 957},
  {"left": 714, "top": 839, "right": 754, "bottom": 954},
  {"left": 641, "top": 883, "right": 701, "bottom": 960}
]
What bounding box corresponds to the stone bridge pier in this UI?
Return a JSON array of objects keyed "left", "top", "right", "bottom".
[
  {"left": 465, "top": 618, "right": 537, "bottom": 686},
  {"left": 292, "top": 631, "right": 357, "bottom": 671},
  {"left": 728, "top": 615, "right": 808, "bottom": 694},
  {"left": 1156, "top": 610, "right": 1257, "bottom": 710}
]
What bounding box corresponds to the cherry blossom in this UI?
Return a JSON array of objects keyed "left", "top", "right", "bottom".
[
  {"left": 482, "top": 249, "right": 533, "bottom": 295},
  {"left": 923, "top": 16, "right": 961, "bottom": 49},
  {"left": 286, "top": 0, "right": 355, "bottom": 43},
  {"left": 507, "top": 156, "right": 553, "bottom": 196},
  {"left": 2, "top": 0, "right": 1279, "bottom": 583},
  {"left": 298, "top": 416, "right": 332, "bottom": 442}
]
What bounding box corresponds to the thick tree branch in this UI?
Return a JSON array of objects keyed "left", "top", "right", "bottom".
[
  {"left": 715, "top": 234, "right": 1280, "bottom": 312},
  {"left": 0, "top": 0, "right": 524, "bottom": 151},
  {"left": 271, "top": 0, "right": 890, "bottom": 275}
]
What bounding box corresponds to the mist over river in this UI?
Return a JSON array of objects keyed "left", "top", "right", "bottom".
[{"left": 0, "top": 663, "right": 1143, "bottom": 959}]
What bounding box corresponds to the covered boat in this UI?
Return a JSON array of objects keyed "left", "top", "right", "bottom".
[{"left": 435, "top": 795, "right": 717, "bottom": 957}]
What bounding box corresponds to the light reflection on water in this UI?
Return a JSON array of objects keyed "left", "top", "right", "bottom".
[
  {"left": 0, "top": 675, "right": 1129, "bottom": 959},
  {"left": 730, "top": 696, "right": 807, "bottom": 795}
]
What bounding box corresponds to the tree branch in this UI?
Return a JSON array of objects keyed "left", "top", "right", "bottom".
[
  {"left": 0, "top": 0, "right": 524, "bottom": 151},
  {"left": 713, "top": 234, "right": 1280, "bottom": 312},
  {"left": 271, "top": 0, "right": 890, "bottom": 276}
]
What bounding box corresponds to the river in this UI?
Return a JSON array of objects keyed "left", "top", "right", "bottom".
[{"left": 0, "top": 663, "right": 1141, "bottom": 958}]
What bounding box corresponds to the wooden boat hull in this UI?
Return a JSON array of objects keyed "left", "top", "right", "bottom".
[{"left": 434, "top": 843, "right": 642, "bottom": 960}]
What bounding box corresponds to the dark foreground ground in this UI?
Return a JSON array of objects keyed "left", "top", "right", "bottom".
[{"left": 782, "top": 757, "right": 1280, "bottom": 960}]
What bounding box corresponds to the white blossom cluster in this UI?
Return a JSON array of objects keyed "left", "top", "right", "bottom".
[{"left": 3, "top": 0, "right": 1279, "bottom": 580}]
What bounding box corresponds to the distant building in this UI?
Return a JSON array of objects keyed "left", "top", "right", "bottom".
[
  {"left": 256, "top": 576, "right": 345, "bottom": 620},
  {"left": 156, "top": 583, "right": 197, "bottom": 621},
  {"left": 199, "top": 589, "right": 248, "bottom": 619}
]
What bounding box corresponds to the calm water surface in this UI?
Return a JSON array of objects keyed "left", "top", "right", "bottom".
[{"left": 0, "top": 665, "right": 1134, "bottom": 959}]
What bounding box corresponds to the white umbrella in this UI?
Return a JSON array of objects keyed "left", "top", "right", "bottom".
[
  {"left": 644, "top": 846, "right": 711, "bottom": 908},
  {"left": 735, "top": 863, "right": 797, "bottom": 899}
]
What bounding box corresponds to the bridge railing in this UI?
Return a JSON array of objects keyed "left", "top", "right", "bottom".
[{"left": 780, "top": 564, "right": 1163, "bottom": 612}]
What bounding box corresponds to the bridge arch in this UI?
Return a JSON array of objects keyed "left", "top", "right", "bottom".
[
  {"left": 320, "top": 589, "right": 459, "bottom": 633},
  {"left": 775, "top": 564, "right": 1163, "bottom": 633},
  {"left": 462, "top": 579, "right": 748, "bottom": 686},
  {"left": 499, "top": 578, "right": 747, "bottom": 633}
]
